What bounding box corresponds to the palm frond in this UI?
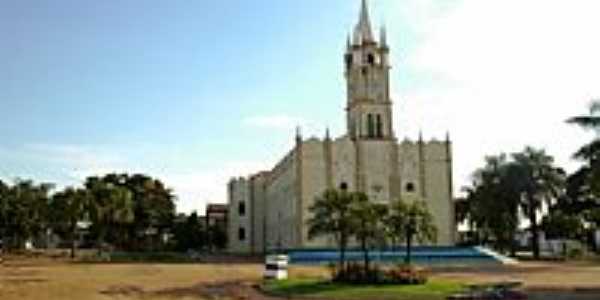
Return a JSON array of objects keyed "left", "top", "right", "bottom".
[
  {"left": 573, "top": 139, "right": 600, "bottom": 161},
  {"left": 566, "top": 116, "right": 600, "bottom": 129}
]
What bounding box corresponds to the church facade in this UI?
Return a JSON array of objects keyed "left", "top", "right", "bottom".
[{"left": 227, "top": 0, "right": 455, "bottom": 253}]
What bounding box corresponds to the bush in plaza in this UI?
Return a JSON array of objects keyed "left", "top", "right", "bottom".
[{"left": 331, "top": 262, "right": 429, "bottom": 285}]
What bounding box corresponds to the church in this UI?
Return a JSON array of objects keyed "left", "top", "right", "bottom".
[{"left": 227, "top": 0, "right": 455, "bottom": 253}]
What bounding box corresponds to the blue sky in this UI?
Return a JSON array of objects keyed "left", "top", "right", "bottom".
[{"left": 2, "top": 0, "right": 600, "bottom": 213}]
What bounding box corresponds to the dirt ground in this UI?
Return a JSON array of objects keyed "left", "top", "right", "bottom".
[
  {"left": 1, "top": 257, "right": 599, "bottom": 300},
  {"left": 434, "top": 262, "right": 600, "bottom": 300}
]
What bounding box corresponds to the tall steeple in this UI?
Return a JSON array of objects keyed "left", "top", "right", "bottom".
[
  {"left": 345, "top": 0, "right": 394, "bottom": 141},
  {"left": 353, "top": 0, "right": 374, "bottom": 44}
]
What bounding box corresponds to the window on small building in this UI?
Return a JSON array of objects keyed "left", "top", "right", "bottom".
[
  {"left": 238, "top": 227, "right": 246, "bottom": 241},
  {"left": 238, "top": 202, "right": 246, "bottom": 216},
  {"left": 406, "top": 182, "right": 416, "bottom": 193}
]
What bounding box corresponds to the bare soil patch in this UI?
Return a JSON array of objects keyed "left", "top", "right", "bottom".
[{"left": 1, "top": 257, "right": 599, "bottom": 300}]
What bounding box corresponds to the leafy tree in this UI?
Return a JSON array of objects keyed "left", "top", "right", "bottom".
[
  {"left": 349, "top": 193, "right": 388, "bottom": 276},
  {"left": 85, "top": 176, "right": 134, "bottom": 252},
  {"left": 511, "top": 147, "right": 565, "bottom": 259},
  {"left": 307, "top": 189, "right": 354, "bottom": 272},
  {"left": 171, "top": 212, "right": 205, "bottom": 251},
  {"left": 0, "top": 179, "right": 9, "bottom": 250},
  {"left": 3, "top": 180, "right": 53, "bottom": 249},
  {"left": 209, "top": 224, "right": 227, "bottom": 250},
  {"left": 0, "top": 173, "right": 176, "bottom": 253},
  {"left": 542, "top": 209, "right": 584, "bottom": 257},
  {"left": 542, "top": 210, "right": 584, "bottom": 241},
  {"left": 51, "top": 187, "right": 90, "bottom": 258},
  {"left": 95, "top": 173, "right": 176, "bottom": 251},
  {"left": 463, "top": 155, "right": 520, "bottom": 254},
  {"left": 387, "top": 199, "right": 437, "bottom": 264}
]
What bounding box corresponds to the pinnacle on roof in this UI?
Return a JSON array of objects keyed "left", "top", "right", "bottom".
[{"left": 353, "top": 0, "right": 374, "bottom": 44}]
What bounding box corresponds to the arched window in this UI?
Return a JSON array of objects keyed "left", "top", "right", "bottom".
[
  {"left": 376, "top": 114, "right": 383, "bottom": 138},
  {"left": 238, "top": 227, "right": 246, "bottom": 241},
  {"left": 345, "top": 54, "right": 353, "bottom": 69},
  {"left": 238, "top": 202, "right": 246, "bottom": 216},
  {"left": 406, "top": 182, "right": 416, "bottom": 193},
  {"left": 367, "top": 114, "right": 375, "bottom": 138},
  {"left": 367, "top": 53, "right": 375, "bottom": 65}
]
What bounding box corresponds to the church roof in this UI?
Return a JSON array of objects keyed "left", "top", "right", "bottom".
[{"left": 353, "top": 0, "right": 374, "bottom": 44}]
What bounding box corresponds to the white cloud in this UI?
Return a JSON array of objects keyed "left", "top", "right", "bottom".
[
  {"left": 242, "top": 114, "right": 324, "bottom": 134},
  {"left": 243, "top": 115, "right": 305, "bottom": 130},
  {"left": 389, "top": 0, "right": 600, "bottom": 195},
  {"left": 23, "top": 143, "right": 128, "bottom": 179},
  {"left": 159, "top": 160, "right": 272, "bottom": 214}
]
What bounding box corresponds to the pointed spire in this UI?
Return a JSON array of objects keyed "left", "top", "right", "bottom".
[
  {"left": 325, "top": 127, "right": 331, "bottom": 140},
  {"left": 380, "top": 25, "right": 387, "bottom": 47},
  {"left": 354, "top": 0, "right": 374, "bottom": 44},
  {"left": 419, "top": 130, "right": 424, "bottom": 143},
  {"left": 296, "top": 126, "right": 302, "bottom": 142},
  {"left": 346, "top": 34, "right": 351, "bottom": 50}
]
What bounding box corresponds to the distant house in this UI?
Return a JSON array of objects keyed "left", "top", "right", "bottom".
[
  {"left": 205, "top": 203, "right": 228, "bottom": 251},
  {"left": 205, "top": 204, "right": 228, "bottom": 229}
]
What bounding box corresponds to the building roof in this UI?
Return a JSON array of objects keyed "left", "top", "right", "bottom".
[{"left": 206, "top": 203, "right": 228, "bottom": 214}]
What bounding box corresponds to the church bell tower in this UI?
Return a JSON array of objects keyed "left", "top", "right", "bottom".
[{"left": 345, "top": 0, "right": 394, "bottom": 141}]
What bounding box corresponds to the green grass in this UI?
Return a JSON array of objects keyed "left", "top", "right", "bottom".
[{"left": 263, "top": 278, "right": 465, "bottom": 300}]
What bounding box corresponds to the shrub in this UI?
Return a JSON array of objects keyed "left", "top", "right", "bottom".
[
  {"left": 330, "top": 262, "right": 429, "bottom": 285},
  {"left": 384, "top": 264, "right": 429, "bottom": 285}
]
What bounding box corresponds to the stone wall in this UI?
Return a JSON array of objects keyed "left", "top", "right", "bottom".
[
  {"left": 227, "top": 136, "right": 455, "bottom": 253},
  {"left": 250, "top": 172, "right": 268, "bottom": 254},
  {"left": 264, "top": 148, "right": 299, "bottom": 251},
  {"left": 300, "top": 138, "right": 334, "bottom": 248},
  {"left": 423, "top": 140, "right": 455, "bottom": 245},
  {"left": 227, "top": 177, "right": 251, "bottom": 253}
]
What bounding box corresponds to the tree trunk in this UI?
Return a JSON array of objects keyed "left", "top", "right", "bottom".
[
  {"left": 70, "top": 221, "right": 77, "bottom": 259},
  {"left": 361, "top": 237, "right": 369, "bottom": 278},
  {"left": 339, "top": 235, "right": 347, "bottom": 276},
  {"left": 405, "top": 233, "right": 412, "bottom": 265},
  {"left": 529, "top": 203, "right": 540, "bottom": 260},
  {"left": 510, "top": 231, "right": 517, "bottom": 257}
]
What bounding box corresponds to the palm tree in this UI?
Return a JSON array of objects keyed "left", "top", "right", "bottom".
[
  {"left": 307, "top": 189, "right": 354, "bottom": 274},
  {"left": 567, "top": 101, "right": 600, "bottom": 196},
  {"left": 387, "top": 199, "right": 437, "bottom": 264},
  {"left": 52, "top": 187, "right": 90, "bottom": 258},
  {"left": 349, "top": 193, "right": 388, "bottom": 277},
  {"left": 512, "top": 147, "right": 565, "bottom": 260}
]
